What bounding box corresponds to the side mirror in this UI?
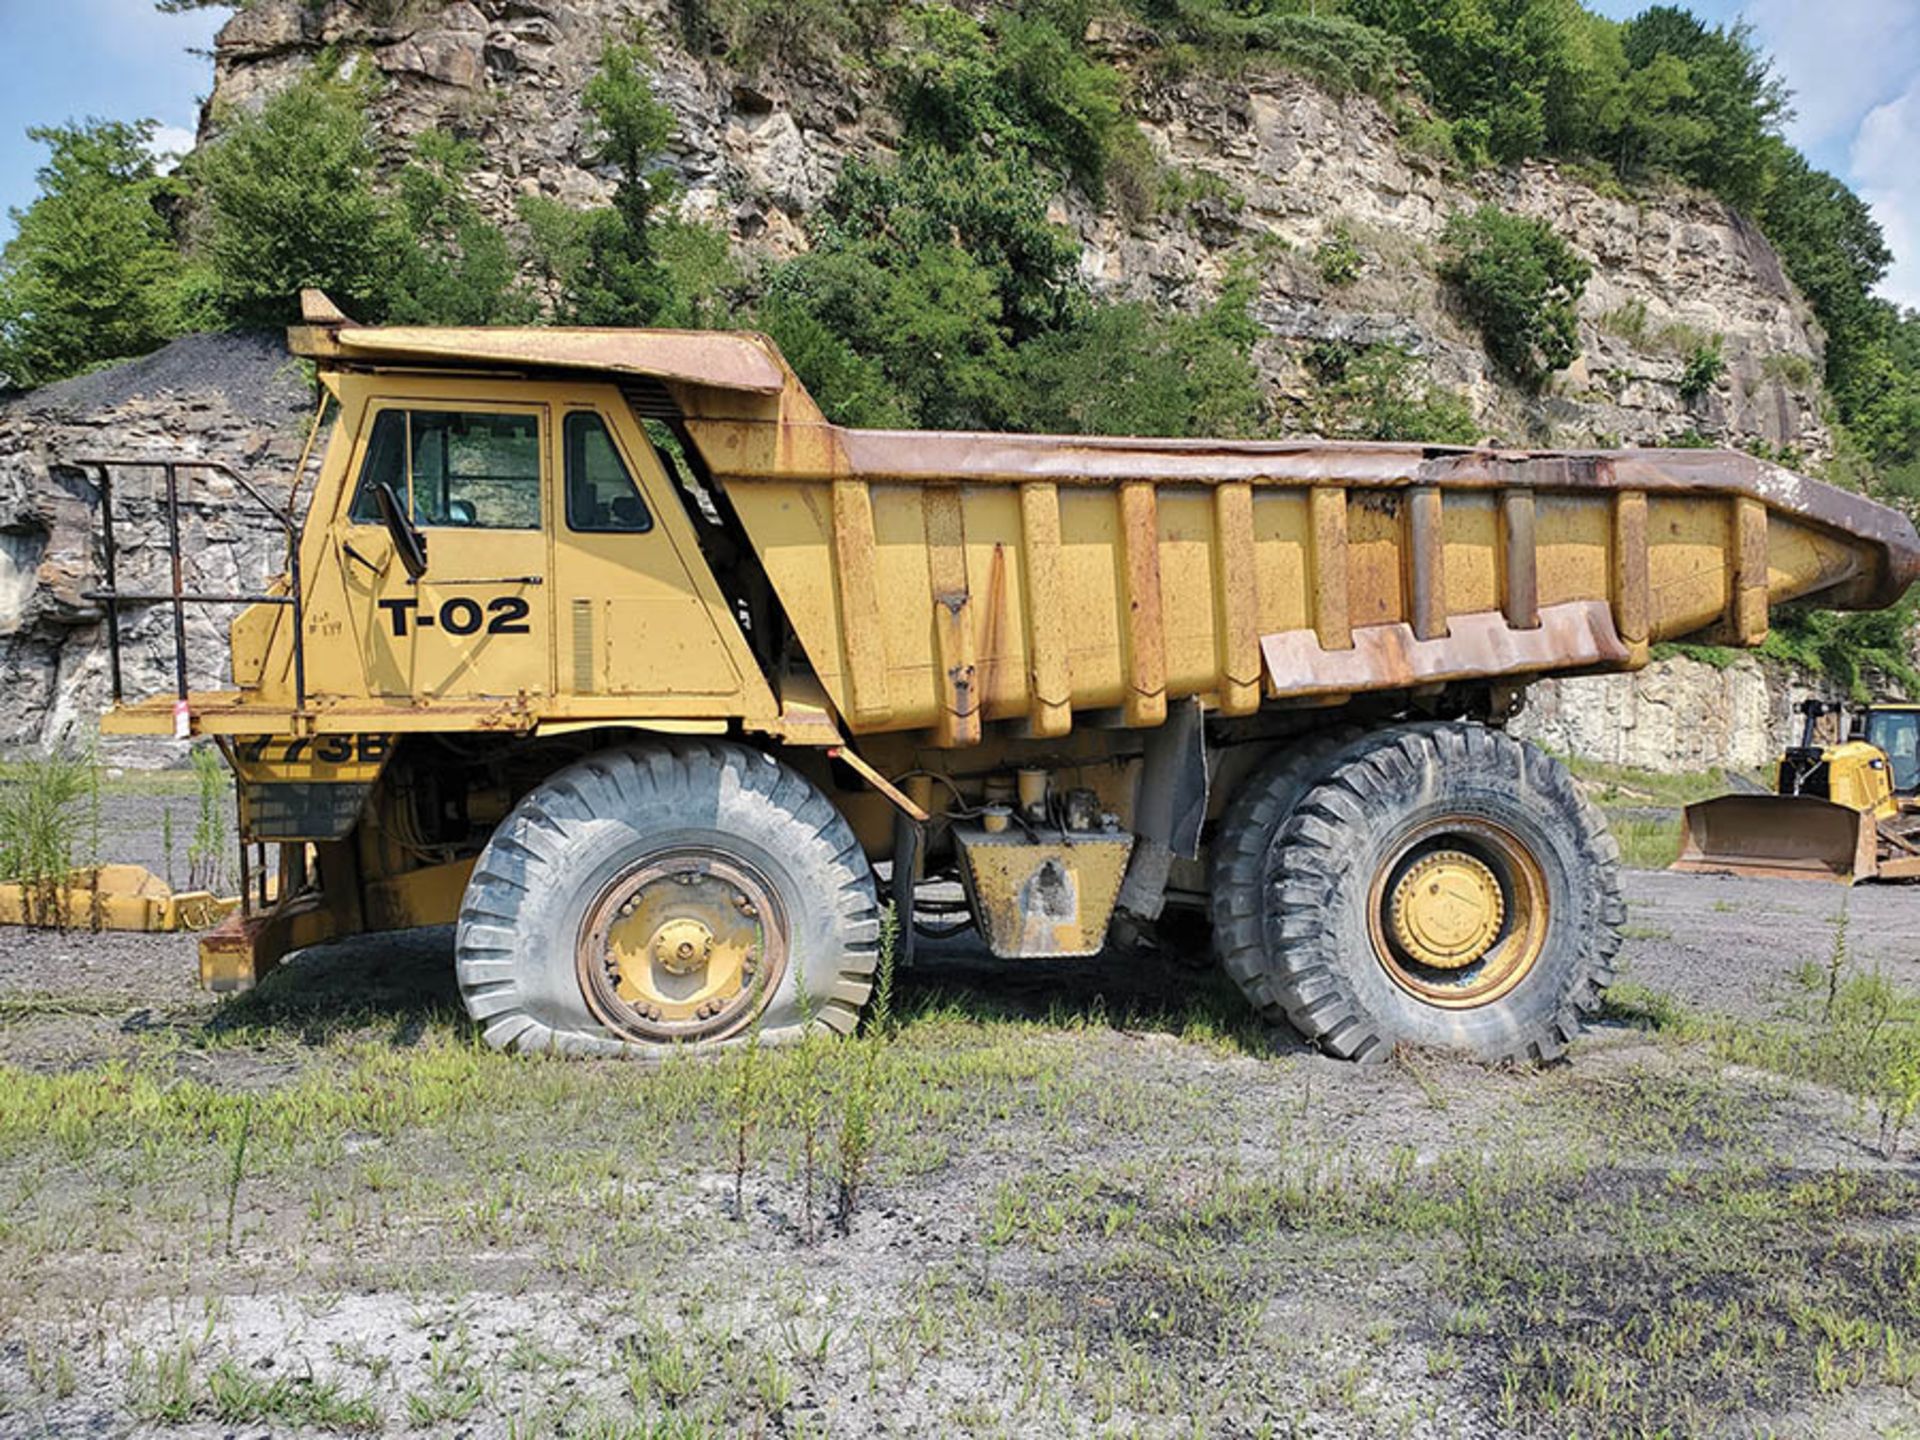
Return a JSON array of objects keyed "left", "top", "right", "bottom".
[{"left": 373, "top": 481, "right": 428, "bottom": 580}]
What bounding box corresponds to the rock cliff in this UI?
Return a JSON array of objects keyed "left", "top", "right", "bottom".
[
  {"left": 0, "top": 0, "right": 1858, "bottom": 765},
  {"left": 0, "top": 336, "right": 311, "bottom": 758},
  {"left": 210, "top": 0, "right": 1830, "bottom": 450}
]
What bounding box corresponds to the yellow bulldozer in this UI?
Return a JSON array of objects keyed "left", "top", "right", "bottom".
[
  {"left": 1675, "top": 700, "right": 1920, "bottom": 882},
  {"left": 79, "top": 291, "right": 1920, "bottom": 1063}
]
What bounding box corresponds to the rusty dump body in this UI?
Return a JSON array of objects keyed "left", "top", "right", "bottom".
[{"left": 89, "top": 297, "right": 1920, "bottom": 1059}]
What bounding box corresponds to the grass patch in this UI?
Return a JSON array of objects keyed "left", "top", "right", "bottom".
[
  {"left": 1563, "top": 754, "right": 1761, "bottom": 808},
  {"left": 1608, "top": 813, "right": 1682, "bottom": 869},
  {"left": 205, "top": 1361, "right": 381, "bottom": 1431}
]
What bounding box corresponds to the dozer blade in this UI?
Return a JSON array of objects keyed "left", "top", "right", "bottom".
[
  {"left": 1672, "top": 795, "right": 1879, "bottom": 883},
  {"left": 0, "top": 864, "right": 244, "bottom": 931}
]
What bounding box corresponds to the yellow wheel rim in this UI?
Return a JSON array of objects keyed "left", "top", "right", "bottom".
[
  {"left": 576, "top": 849, "right": 785, "bottom": 1044},
  {"left": 1367, "top": 818, "right": 1549, "bottom": 1009}
]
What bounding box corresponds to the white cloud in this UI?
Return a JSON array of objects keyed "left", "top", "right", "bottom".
[
  {"left": 1850, "top": 74, "right": 1920, "bottom": 310},
  {"left": 145, "top": 123, "right": 197, "bottom": 174},
  {"left": 1743, "top": 0, "right": 1920, "bottom": 154}
]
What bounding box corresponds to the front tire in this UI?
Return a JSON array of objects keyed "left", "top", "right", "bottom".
[
  {"left": 1222, "top": 722, "right": 1622, "bottom": 1063},
  {"left": 455, "top": 742, "right": 880, "bottom": 1056}
]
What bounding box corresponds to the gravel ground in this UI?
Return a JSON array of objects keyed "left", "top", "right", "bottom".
[{"left": 2, "top": 844, "right": 1918, "bottom": 1439}]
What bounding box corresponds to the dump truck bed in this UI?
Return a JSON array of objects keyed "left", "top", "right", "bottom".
[
  {"left": 100, "top": 317, "right": 1920, "bottom": 743},
  {"left": 693, "top": 421, "right": 1919, "bottom": 740}
]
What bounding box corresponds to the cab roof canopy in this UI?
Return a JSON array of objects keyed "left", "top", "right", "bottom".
[{"left": 286, "top": 288, "right": 787, "bottom": 394}]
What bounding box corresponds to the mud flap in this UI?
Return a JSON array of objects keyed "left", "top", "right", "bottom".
[{"left": 1672, "top": 794, "right": 1879, "bottom": 883}]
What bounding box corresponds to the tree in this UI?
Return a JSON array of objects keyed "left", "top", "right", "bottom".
[
  {"left": 1008, "top": 274, "right": 1265, "bottom": 438},
  {"left": 1598, "top": 52, "right": 1710, "bottom": 179},
  {"left": 1309, "top": 342, "right": 1479, "bottom": 444},
  {"left": 0, "top": 120, "right": 185, "bottom": 388},
  {"left": 196, "top": 69, "right": 534, "bottom": 328},
  {"left": 193, "top": 71, "right": 393, "bottom": 326},
  {"left": 1617, "top": 7, "right": 1785, "bottom": 214},
  {"left": 758, "top": 145, "right": 1081, "bottom": 430},
  {"left": 1346, "top": 0, "right": 1613, "bottom": 163},
  {"left": 383, "top": 130, "right": 534, "bottom": 326},
  {"left": 889, "top": 3, "right": 1132, "bottom": 196},
  {"left": 1440, "top": 205, "right": 1590, "bottom": 387},
  {"left": 520, "top": 41, "right": 737, "bottom": 326}
]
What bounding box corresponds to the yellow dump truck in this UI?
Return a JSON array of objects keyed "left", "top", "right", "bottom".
[{"left": 92, "top": 291, "right": 1920, "bottom": 1062}]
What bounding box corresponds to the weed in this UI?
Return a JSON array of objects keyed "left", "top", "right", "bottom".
[
  {"left": 205, "top": 1361, "right": 381, "bottom": 1430},
  {"left": 1599, "top": 298, "right": 1648, "bottom": 344},
  {"left": 834, "top": 906, "right": 898, "bottom": 1234},
  {"left": 1315, "top": 225, "right": 1363, "bottom": 287},
  {"left": 1609, "top": 814, "right": 1681, "bottom": 869},
  {"left": 868, "top": 901, "right": 898, "bottom": 1039},
  {"left": 0, "top": 749, "right": 100, "bottom": 928},
  {"left": 1599, "top": 981, "right": 1690, "bottom": 1033},
  {"left": 1679, "top": 337, "right": 1726, "bottom": 403},
  {"left": 1762, "top": 352, "right": 1816, "bottom": 388},
  {"left": 1704, "top": 910, "right": 1920, "bottom": 1157},
  {"left": 125, "top": 1342, "right": 196, "bottom": 1423},
  {"left": 1821, "top": 899, "right": 1849, "bottom": 1023},
  {"left": 222, "top": 1096, "right": 254, "bottom": 1254},
  {"left": 791, "top": 973, "right": 825, "bottom": 1245},
  {"left": 188, "top": 745, "right": 229, "bottom": 892}
]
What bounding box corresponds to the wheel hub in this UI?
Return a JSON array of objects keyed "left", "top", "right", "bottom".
[
  {"left": 650, "top": 916, "right": 715, "bottom": 975},
  {"left": 1389, "top": 849, "right": 1505, "bottom": 970},
  {"left": 578, "top": 852, "right": 783, "bottom": 1043}
]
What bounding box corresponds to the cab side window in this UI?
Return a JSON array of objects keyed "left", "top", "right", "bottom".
[
  {"left": 565, "top": 412, "right": 653, "bottom": 534},
  {"left": 349, "top": 409, "right": 541, "bottom": 529},
  {"left": 1869, "top": 712, "right": 1920, "bottom": 794}
]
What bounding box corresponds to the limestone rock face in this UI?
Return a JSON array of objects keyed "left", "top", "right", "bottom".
[
  {"left": 1514, "top": 657, "right": 1835, "bottom": 774},
  {"left": 197, "top": 0, "right": 1829, "bottom": 453},
  {"left": 0, "top": 335, "right": 312, "bottom": 761}
]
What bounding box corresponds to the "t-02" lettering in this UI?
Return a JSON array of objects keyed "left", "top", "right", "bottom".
[{"left": 378, "top": 595, "right": 532, "bottom": 638}]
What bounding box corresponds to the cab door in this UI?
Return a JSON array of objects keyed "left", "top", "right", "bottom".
[
  {"left": 548, "top": 405, "right": 748, "bottom": 707},
  {"left": 337, "top": 403, "right": 551, "bottom": 701}
]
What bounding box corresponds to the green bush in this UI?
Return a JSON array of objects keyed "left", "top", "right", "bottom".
[
  {"left": 758, "top": 146, "right": 1076, "bottom": 430},
  {"left": 890, "top": 4, "right": 1134, "bottom": 197},
  {"left": 762, "top": 143, "right": 1263, "bottom": 437},
  {"left": 670, "top": 0, "right": 896, "bottom": 67},
  {"left": 1439, "top": 205, "right": 1590, "bottom": 386},
  {"left": 1760, "top": 597, "right": 1920, "bottom": 703},
  {"left": 193, "top": 70, "right": 395, "bottom": 327},
  {"left": 1131, "top": 3, "right": 1411, "bottom": 97},
  {"left": 1308, "top": 342, "right": 1478, "bottom": 444},
  {"left": 1314, "top": 226, "right": 1363, "bottom": 287},
  {"left": 1677, "top": 337, "right": 1724, "bottom": 403},
  {"left": 0, "top": 121, "right": 188, "bottom": 388},
  {"left": 1008, "top": 273, "right": 1265, "bottom": 438}
]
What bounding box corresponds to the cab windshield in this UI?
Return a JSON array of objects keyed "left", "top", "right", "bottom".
[{"left": 1867, "top": 710, "right": 1920, "bottom": 795}]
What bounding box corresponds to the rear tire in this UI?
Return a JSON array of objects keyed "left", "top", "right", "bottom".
[
  {"left": 455, "top": 742, "right": 880, "bottom": 1056},
  {"left": 1221, "top": 722, "right": 1622, "bottom": 1063},
  {"left": 1211, "top": 727, "right": 1364, "bottom": 1013}
]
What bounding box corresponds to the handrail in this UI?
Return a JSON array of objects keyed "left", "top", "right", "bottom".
[{"left": 69, "top": 455, "right": 308, "bottom": 717}]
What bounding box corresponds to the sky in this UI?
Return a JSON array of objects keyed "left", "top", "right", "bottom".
[
  {"left": 0, "top": 0, "right": 224, "bottom": 223},
  {"left": 0, "top": 0, "right": 1916, "bottom": 308}
]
